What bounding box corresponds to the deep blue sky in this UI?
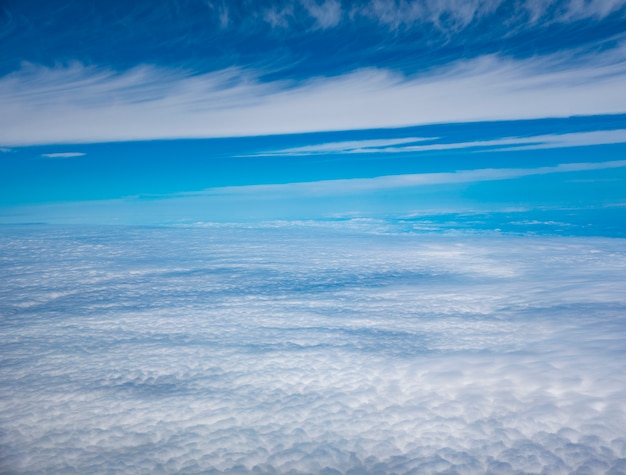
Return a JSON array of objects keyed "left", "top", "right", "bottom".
[
  {"left": 2, "top": 0, "right": 625, "bottom": 77},
  {"left": 1, "top": 0, "right": 626, "bottom": 226}
]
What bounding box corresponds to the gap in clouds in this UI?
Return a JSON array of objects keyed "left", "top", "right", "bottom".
[{"left": 1, "top": 114, "right": 625, "bottom": 226}]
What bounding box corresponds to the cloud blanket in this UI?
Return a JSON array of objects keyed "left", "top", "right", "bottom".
[{"left": 1, "top": 224, "right": 625, "bottom": 474}]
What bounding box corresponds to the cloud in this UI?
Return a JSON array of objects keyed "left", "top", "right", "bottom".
[
  {"left": 249, "top": 129, "right": 626, "bottom": 156},
  {"left": 40, "top": 152, "right": 86, "bottom": 158},
  {"left": 3, "top": 158, "right": 622, "bottom": 225},
  {"left": 545, "top": 0, "right": 626, "bottom": 21},
  {"left": 247, "top": 136, "right": 436, "bottom": 156},
  {"left": 207, "top": 1, "right": 231, "bottom": 29},
  {"left": 2, "top": 45, "right": 626, "bottom": 146},
  {"left": 263, "top": 3, "right": 296, "bottom": 28},
  {"left": 0, "top": 225, "right": 625, "bottom": 473},
  {"left": 350, "top": 0, "right": 626, "bottom": 29},
  {"left": 238, "top": 0, "right": 626, "bottom": 32},
  {"left": 302, "top": 0, "right": 343, "bottom": 28},
  {"left": 204, "top": 159, "right": 626, "bottom": 197},
  {"left": 487, "top": 129, "right": 626, "bottom": 151},
  {"left": 352, "top": 0, "right": 502, "bottom": 31}
]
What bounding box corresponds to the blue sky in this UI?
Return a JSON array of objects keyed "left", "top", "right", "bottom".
[{"left": 1, "top": 0, "right": 626, "bottom": 226}]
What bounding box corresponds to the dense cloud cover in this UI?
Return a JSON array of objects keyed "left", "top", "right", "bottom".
[{"left": 1, "top": 224, "right": 625, "bottom": 474}]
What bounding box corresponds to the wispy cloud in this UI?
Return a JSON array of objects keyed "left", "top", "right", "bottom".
[
  {"left": 249, "top": 129, "right": 626, "bottom": 156},
  {"left": 263, "top": 3, "right": 296, "bottom": 28},
  {"left": 247, "top": 137, "right": 435, "bottom": 156},
  {"left": 302, "top": 0, "right": 343, "bottom": 28},
  {"left": 488, "top": 129, "right": 626, "bottom": 151},
  {"left": 353, "top": 0, "right": 501, "bottom": 31},
  {"left": 355, "top": 0, "right": 626, "bottom": 29},
  {"left": 2, "top": 46, "right": 626, "bottom": 146},
  {"left": 254, "top": 0, "right": 626, "bottom": 31},
  {"left": 206, "top": 159, "right": 626, "bottom": 197},
  {"left": 41, "top": 152, "right": 86, "bottom": 158}
]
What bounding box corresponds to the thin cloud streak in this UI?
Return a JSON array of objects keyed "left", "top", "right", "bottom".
[
  {"left": 246, "top": 137, "right": 436, "bottom": 156},
  {"left": 2, "top": 47, "right": 626, "bottom": 146},
  {"left": 206, "top": 159, "right": 626, "bottom": 197},
  {"left": 488, "top": 129, "right": 626, "bottom": 151},
  {"left": 249, "top": 129, "right": 626, "bottom": 156},
  {"left": 41, "top": 152, "right": 86, "bottom": 158}
]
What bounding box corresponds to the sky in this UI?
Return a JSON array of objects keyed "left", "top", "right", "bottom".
[
  {"left": 2, "top": 2, "right": 626, "bottom": 474},
  {"left": 1, "top": 0, "right": 626, "bottom": 225}
]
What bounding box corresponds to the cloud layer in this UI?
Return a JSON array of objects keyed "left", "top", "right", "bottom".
[
  {"left": 1, "top": 224, "right": 625, "bottom": 473},
  {"left": 2, "top": 0, "right": 625, "bottom": 146},
  {"left": 2, "top": 47, "right": 626, "bottom": 145}
]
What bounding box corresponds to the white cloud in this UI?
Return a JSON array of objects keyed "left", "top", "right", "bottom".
[
  {"left": 487, "top": 129, "right": 626, "bottom": 151},
  {"left": 354, "top": 0, "right": 501, "bottom": 31},
  {"left": 249, "top": 129, "right": 626, "bottom": 156},
  {"left": 41, "top": 152, "right": 86, "bottom": 158},
  {"left": 0, "top": 225, "right": 625, "bottom": 473},
  {"left": 1, "top": 46, "right": 626, "bottom": 146},
  {"left": 247, "top": 136, "right": 435, "bottom": 156},
  {"left": 352, "top": 0, "right": 626, "bottom": 31},
  {"left": 208, "top": 1, "right": 230, "bottom": 28},
  {"left": 206, "top": 0, "right": 626, "bottom": 31},
  {"left": 263, "top": 4, "right": 296, "bottom": 28},
  {"left": 205, "top": 159, "right": 626, "bottom": 197},
  {"left": 556, "top": 0, "right": 626, "bottom": 21},
  {"left": 301, "top": 0, "right": 343, "bottom": 28}
]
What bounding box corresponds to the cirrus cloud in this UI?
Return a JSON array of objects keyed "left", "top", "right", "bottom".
[
  {"left": 40, "top": 152, "right": 86, "bottom": 158},
  {"left": 1, "top": 45, "right": 626, "bottom": 146}
]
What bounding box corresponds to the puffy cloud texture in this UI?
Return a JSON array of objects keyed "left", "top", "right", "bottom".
[{"left": 1, "top": 224, "right": 625, "bottom": 474}]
